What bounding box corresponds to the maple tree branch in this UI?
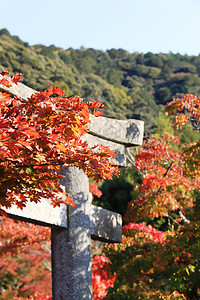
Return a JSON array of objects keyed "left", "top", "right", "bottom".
[
  {"left": 163, "top": 161, "right": 173, "bottom": 177},
  {"left": 4, "top": 161, "right": 71, "bottom": 169},
  {"left": 141, "top": 272, "right": 168, "bottom": 280},
  {"left": 176, "top": 208, "right": 190, "bottom": 224},
  {"left": 126, "top": 148, "right": 143, "bottom": 178},
  {"left": 148, "top": 161, "right": 174, "bottom": 199},
  {"left": 181, "top": 141, "right": 200, "bottom": 156},
  {"left": 126, "top": 148, "right": 136, "bottom": 166}
]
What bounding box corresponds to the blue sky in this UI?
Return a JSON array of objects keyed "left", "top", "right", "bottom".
[{"left": 1, "top": 0, "right": 200, "bottom": 55}]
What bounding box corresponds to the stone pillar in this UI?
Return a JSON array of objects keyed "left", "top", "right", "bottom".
[{"left": 51, "top": 167, "right": 93, "bottom": 300}]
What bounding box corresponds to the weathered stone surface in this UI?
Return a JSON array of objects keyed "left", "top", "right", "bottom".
[
  {"left": 91, "top": 206, "right": 122, "bottom": 243},
  {"left": 0, "top": 75, "right": 36, "bottom": 100},
  {"left": 82, "top": 133, "right": 126, "bottom": 166},
  {"left": 5, "top": 197, "right": 67, "bottom": 227},
  {"left": 51, "top": 167, "right": 123, "bottom": 299},
  {"left": 6, "top": 196, "right": 122, "bottom": 242},
  {"left": 89, "top": 114, "right": 144, "bottom": 146},
  {"left": 52, "top": 167, "right": 93, "bottom": 300}
]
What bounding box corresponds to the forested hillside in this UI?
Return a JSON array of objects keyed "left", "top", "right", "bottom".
[{"left": 1, "top": 28, "right": 200, "bottom": 135}]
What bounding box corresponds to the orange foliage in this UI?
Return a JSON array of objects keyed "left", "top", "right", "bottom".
[
  {"left": 0, "top": 218, "right": 51, "bottom": 298},
  {"left": 89, "top": 183, "right": 103, "bottom": 199},
  {"left": 166, "top": 93, "right": 200, "bottom": 128},
  {"left": 125, "top": 135, "right": 197, "bottom": 221},
  {"left": 0, "top": 71, "right": 118, "bottom": 213}
]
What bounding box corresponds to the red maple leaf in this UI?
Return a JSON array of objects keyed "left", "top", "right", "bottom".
[
  {"left": 11, "top": 73, "right": 23, "bottom": 84},
  {"left": 0, "top": 78, "right": 12, "bottom": 88},
  {"left": 0, "top": 70, "right": 10, "bottom": 76},
  {"left": 93, "top": 108, "right": 104, "bottom": 117}
]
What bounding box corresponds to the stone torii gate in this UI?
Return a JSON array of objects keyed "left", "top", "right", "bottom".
[{"left": 0, "top": 80, "right": 144, "bottom": 299}]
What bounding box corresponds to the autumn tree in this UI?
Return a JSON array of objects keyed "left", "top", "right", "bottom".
[
  {"left": 0, "top": 71, "right": 118, "bottom": 298},
  {"left": 98, "top": 94, "right": 200, "bottom": 299},
  {"left": 0, "top": 217, "right": 52, "bottom": 299},
  {"left": 0, "top": 71, "right": 118, "bottom": 214}
]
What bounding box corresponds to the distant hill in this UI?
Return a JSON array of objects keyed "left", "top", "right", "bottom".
[{"left": 1, "top": 28, "right": 200, "bottom": 136}]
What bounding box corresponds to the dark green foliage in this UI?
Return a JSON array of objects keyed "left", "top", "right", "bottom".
[
  {"left": 176, "top": 124, "right": 200, "bottom": 145},
  {"left": 93, "top": 168, "right": 141, "bottom": 216},
  {"left": 58, "top": 51, "right": 73, "bottom": 64},
  {"left": 39, "top": 46, "right": 56, "bottom": 59},
  {"left": 156, "top": 87, "right": 171, "bottom": 105},
  {"left": 0, "top": 28, "right": 11, "bottom": 37},
  {"left": 93, "top": 175, "right": 133, "bottom": 216},
  {"left": 1, "top": 29, "right": 200, "bottom": 136}
]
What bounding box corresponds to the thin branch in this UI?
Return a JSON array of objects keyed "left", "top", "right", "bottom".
[
  {"left": 176, "top": 208, "right": 190, "bottom": 224},
  {"left": 141, "top": 273, "right": 168, "bottom": 280},
  {"left": 126, "top": 148, "right": 143, "bottom": 178}
]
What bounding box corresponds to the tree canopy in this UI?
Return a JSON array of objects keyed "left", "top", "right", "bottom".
[
  {"left": 2, "top": 29, "right": 200, "bottom": 136},
  {"left": 0, "top": 71, "right": 118, "bottom": 214}
]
